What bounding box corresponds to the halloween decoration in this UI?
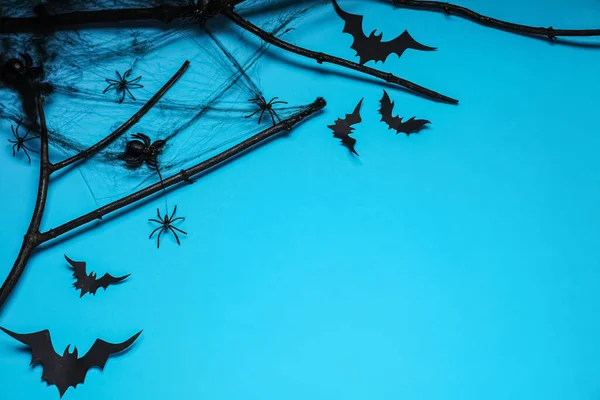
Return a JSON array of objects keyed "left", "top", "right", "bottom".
[
  {"left": 245, "top": 96, "right": 289, "bottom": 125},
  {"left": 332, "top": 0, "right": 435, "bottom": 65},
  {"left": 0, "top": 327, "right": 141, "bottom": 398},
  {"left": 7, "top": 121, "right": 38, "bottom": 163},
  {"left": 379, "top": 90, "right": 430, "bottom": 135},
  {"left": 328, "top": 98, "right": 363, "bottom": 155},
  {"left": 148, "top": 205, "right": 187, "bottom": 248},
  {"left": 103, "top": 69, "right": 144, "bottom": 103},
  {"left": 65, "top": 255, "right": 130, "bottom": 298}
]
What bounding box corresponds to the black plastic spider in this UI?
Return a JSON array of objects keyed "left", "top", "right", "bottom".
[
  {"left": 181, "top": 0, "right": 221, "bottom": 26},
  {"left": 7, "top": 121, "right": 38, "bottom": 163},
  {"left": 148, "top": 206, "right": 187, "bottom": 248},
  {"left": 103, "top": 69, "right": 143, "bottom": 103},
  {"left": 245, "top": 96, "right": 289, "bottom": 125},
  {"left": 2, "top": 53, "right": 43, "bottom": 81},
  {"left": 122, "top": 133, "right": 166, "bottom": 169}
]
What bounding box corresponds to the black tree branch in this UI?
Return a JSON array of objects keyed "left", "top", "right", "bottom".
[
  {"left": 51, "top": 60, "right": 190, "bottom": 173},
  {"left": 38, "top": 97, "right": 326, "bottom": 244},
  {"left": 391, "top": 0, "right": 600, "bottom": 39},
  {"left": 222, "top": 7, "right": 458, "bottom": 104},
  {"left": 0, "top": 95, "right": 50, "bottom": 310},
  {"left": 0, "top": 1, "right": 246, "bottom": 33}
]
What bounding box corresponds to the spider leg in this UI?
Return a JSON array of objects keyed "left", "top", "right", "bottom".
[
  {"left": 21, "top": 143, "right": 38, "bottom": 154},
  {"left": 148, "top": 218, "right": 163, "bottom": 224},
  {"left": 123, "top": 69, "right": 132, "bottom": 79},
  {"left": 149, "top": 226, "right": 162, "bottom": 239},
  {"left": 170, "top": 205, "right": 178, "bottom": 220},
  {"left": 119, "top": 89, "right": 126, "bottom": 104},
  {"left": 127, "top": 83, "right": 144, "bottom": 89},
  {"left": 170, "top": 226, "right": 187, "bottom": 235},
  {"left": 170, "top": 217, "right": 185, "bottom": 223},
  {"left": 156, "top": 228, "right": 164, "bottom": 248},
  {"left": 168, "top": 227, "right": 181, "bottom": 245},
  {"left": 128, "top": 76, "right": 142, "bottom": 84},
  {"left": 156, "top": 208, "right": 162, "bottom": 220},
  {"left": 11, "top": 125, "right": 18, "bottom": 140},
  {"left": 11, "top": 143, "right": 16, "bottom": 157},
  {"left": 267, "top": 108, "right": 276, "bottom": 125},
  {"left": 22, "top": 147, "right": 31, "bottom": 163},
  {"left": 8, "top": 139, "right": 16, "bottom": 144},
  {"left": 116, "top": 70, "right": 123, "bottom": 81},
  {"left": 244, "top": 108, "right": 262, "bottom": 119},
  {"left": 22, "top": 136, "right": 38, "bottom": 142},
  {"left": 270, "top": 101, "right": 288, "bottom": 105},
  {"left": 257, "top": 108, "right": 266, "bottom": 124},
  {"left": 103, "top": 82, "right": 118, "bottom": 93},
  {"left": 125, "top": 87, "right": 136, "bottom": 101}
]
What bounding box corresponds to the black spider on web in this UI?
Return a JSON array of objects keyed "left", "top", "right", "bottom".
[
  {"left": 7, "top": 121, "right": 38, "bottom": 163},
  {"left": 245, "top": 95, "right": 289, "bottom": 125},
  {"left": 103, "top": 69, "right": 143, "bottom": 103},
  {"left": 148, "top": 206, "right": 187, "bottom": 248}
]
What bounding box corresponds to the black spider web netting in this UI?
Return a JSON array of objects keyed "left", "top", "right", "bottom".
[{"left": 0, "top": 0, "right": 331, "bottom": 204}]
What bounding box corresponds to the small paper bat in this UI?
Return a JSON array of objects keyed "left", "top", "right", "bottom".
[
  {"left": 379, "top": 90, "right": 430, "bottom": 135},
  {"left": 65, "top": 255, "right": 129, "bottom": 298},
  {"left": 0, "top": 327, "right": 142, "bottom": 398},
  {"left": 327, "top": 98, "right": 363, "bottom": 155},
  {"left": 332, "top": 0, "right": 435, "bottom": 65}
]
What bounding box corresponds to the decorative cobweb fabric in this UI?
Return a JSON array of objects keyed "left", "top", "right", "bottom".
[{"left": 0, "top": 0, "right": 326, "bottom": 205}]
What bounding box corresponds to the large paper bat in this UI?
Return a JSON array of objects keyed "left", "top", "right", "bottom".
[
  {"left": 0, "top": 327, "right": 142, "bottom": 398},
  {"left": 327, "top": 98, "right": 363, "bottom": 155},
  {"left": 332, "top": 0, "right": 435, "bottom": 65},
  {"left": 379, "top": 90, "right": 430, "bottom": 135},
  {"left": 65, "top": 255, "right": 129, "bottom": 298}
]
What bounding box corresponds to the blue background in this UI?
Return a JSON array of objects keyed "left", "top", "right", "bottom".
[{"left": 1, "top": 0, "right": 600, "bottom": 399}]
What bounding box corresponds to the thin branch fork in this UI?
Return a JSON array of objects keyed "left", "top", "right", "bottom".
[
  {"left": 38, "top": 97, "right": 326, "bottom": 244},
  {"left": 222, "top": 7, "right": 458, "bottom": 105},
  {"left": 391, "top": 0, "right": 600, "bottom": 39},
  {"left": 51, "top": 60, "right": 190, "bottom": 173},
  {"left": 0, "top": 62, "right": 189, "bottom": 312}
]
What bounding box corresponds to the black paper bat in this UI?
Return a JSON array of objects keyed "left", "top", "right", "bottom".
[
  {"left": 0, "top": 327, "right": 142, "bottom": 398},
  {"left": 327, "top": 98, "right": 363, "bottom": 155},
  {"left": 332, "top": 0, "right": 436, "bottom": 65},
  {"left": 379, "top": 90, "right": 430, "bottom": 135},
  {"left": 65, "top": 255, "right": 130, "bottom": 297}
]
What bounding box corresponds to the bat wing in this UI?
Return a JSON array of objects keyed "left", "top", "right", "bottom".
[
  {"left": 382, "top": 30, "right": 436, "bottom": 63},
  {"left": 327, "top": 98, "right": 363, "bottom": 155},
  {"left": 95, "top": 273, "right": 130, "bottom": 291},
  {"left": 65, "top": 254, "right": 87, "bottom": 289},
  {"left": 333, "top": 0, "right": 435, "bottom": 64},
  {"left": 0, "top": 327, "right": 75, "bottom": 396},
  {"left": 0, "top": 327, "right": 58, "bottom": 367},
  {"left": 379, "top": 90, "right": 430, "bottom": 135},
  {"left": 79, "top": 331, "right": 142, "bottom": 374}
]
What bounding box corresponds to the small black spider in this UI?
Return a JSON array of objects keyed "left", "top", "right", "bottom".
[
  {"left": 2, "top": 53, "right": 43, "bottom": 81},
  {"left": 148, "top": 206, "right": 187, "bottom": 248},
  {"left": 103, "top": 69, "right": 143, "bottom": 103},
  {"left": 123, "top": 133, "right": 166, "bottom": 169},
  {"left": 7, "top": 121, "right": 38, "bottom": 163},
  {"left": 181, "top": 0, "right": 221, "bottom": 26},
  {"left": 245, "top": 96, "right": 288, "bottom": 125}
]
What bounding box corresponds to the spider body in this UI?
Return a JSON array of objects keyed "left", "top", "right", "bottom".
[
  {"left": 149, "top": 206, "right": 187, "bottom": 248},
  {"left": 2, "top": 53, "right": 42, "bottom": 81},
  {"left": 103, "top": 69, "right": 143, "bottom": 103},
  {"left": 7, "top": 122, "right": 38, "bottom": 163},
  {"left": 123, "top": 133, "right": 166, "bottom": 169},
  {"left": 245, "top": 96, "right": 288, "bottom": 125},
  {"left": 182, "top": 0, "right": 222, "bottom": 25}
]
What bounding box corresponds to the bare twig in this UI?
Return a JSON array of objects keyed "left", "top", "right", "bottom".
[
  {"left": 222, "top": 7, "right": 458, "bottom": 104},
  {"left": 0, "top": 95, "right": 50, "bottom": 310},
  {"left": 0, "top": 1, "right": 246, "bottom": 33},
  {"left": 391, "top": 0, "right": 600, "bottom": 39},
  {"left": 51, "top": 60, "right": 190, "bottom": 173},
  {"left": 38, "top": 97, "right": 325, "bottom": 243}
]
